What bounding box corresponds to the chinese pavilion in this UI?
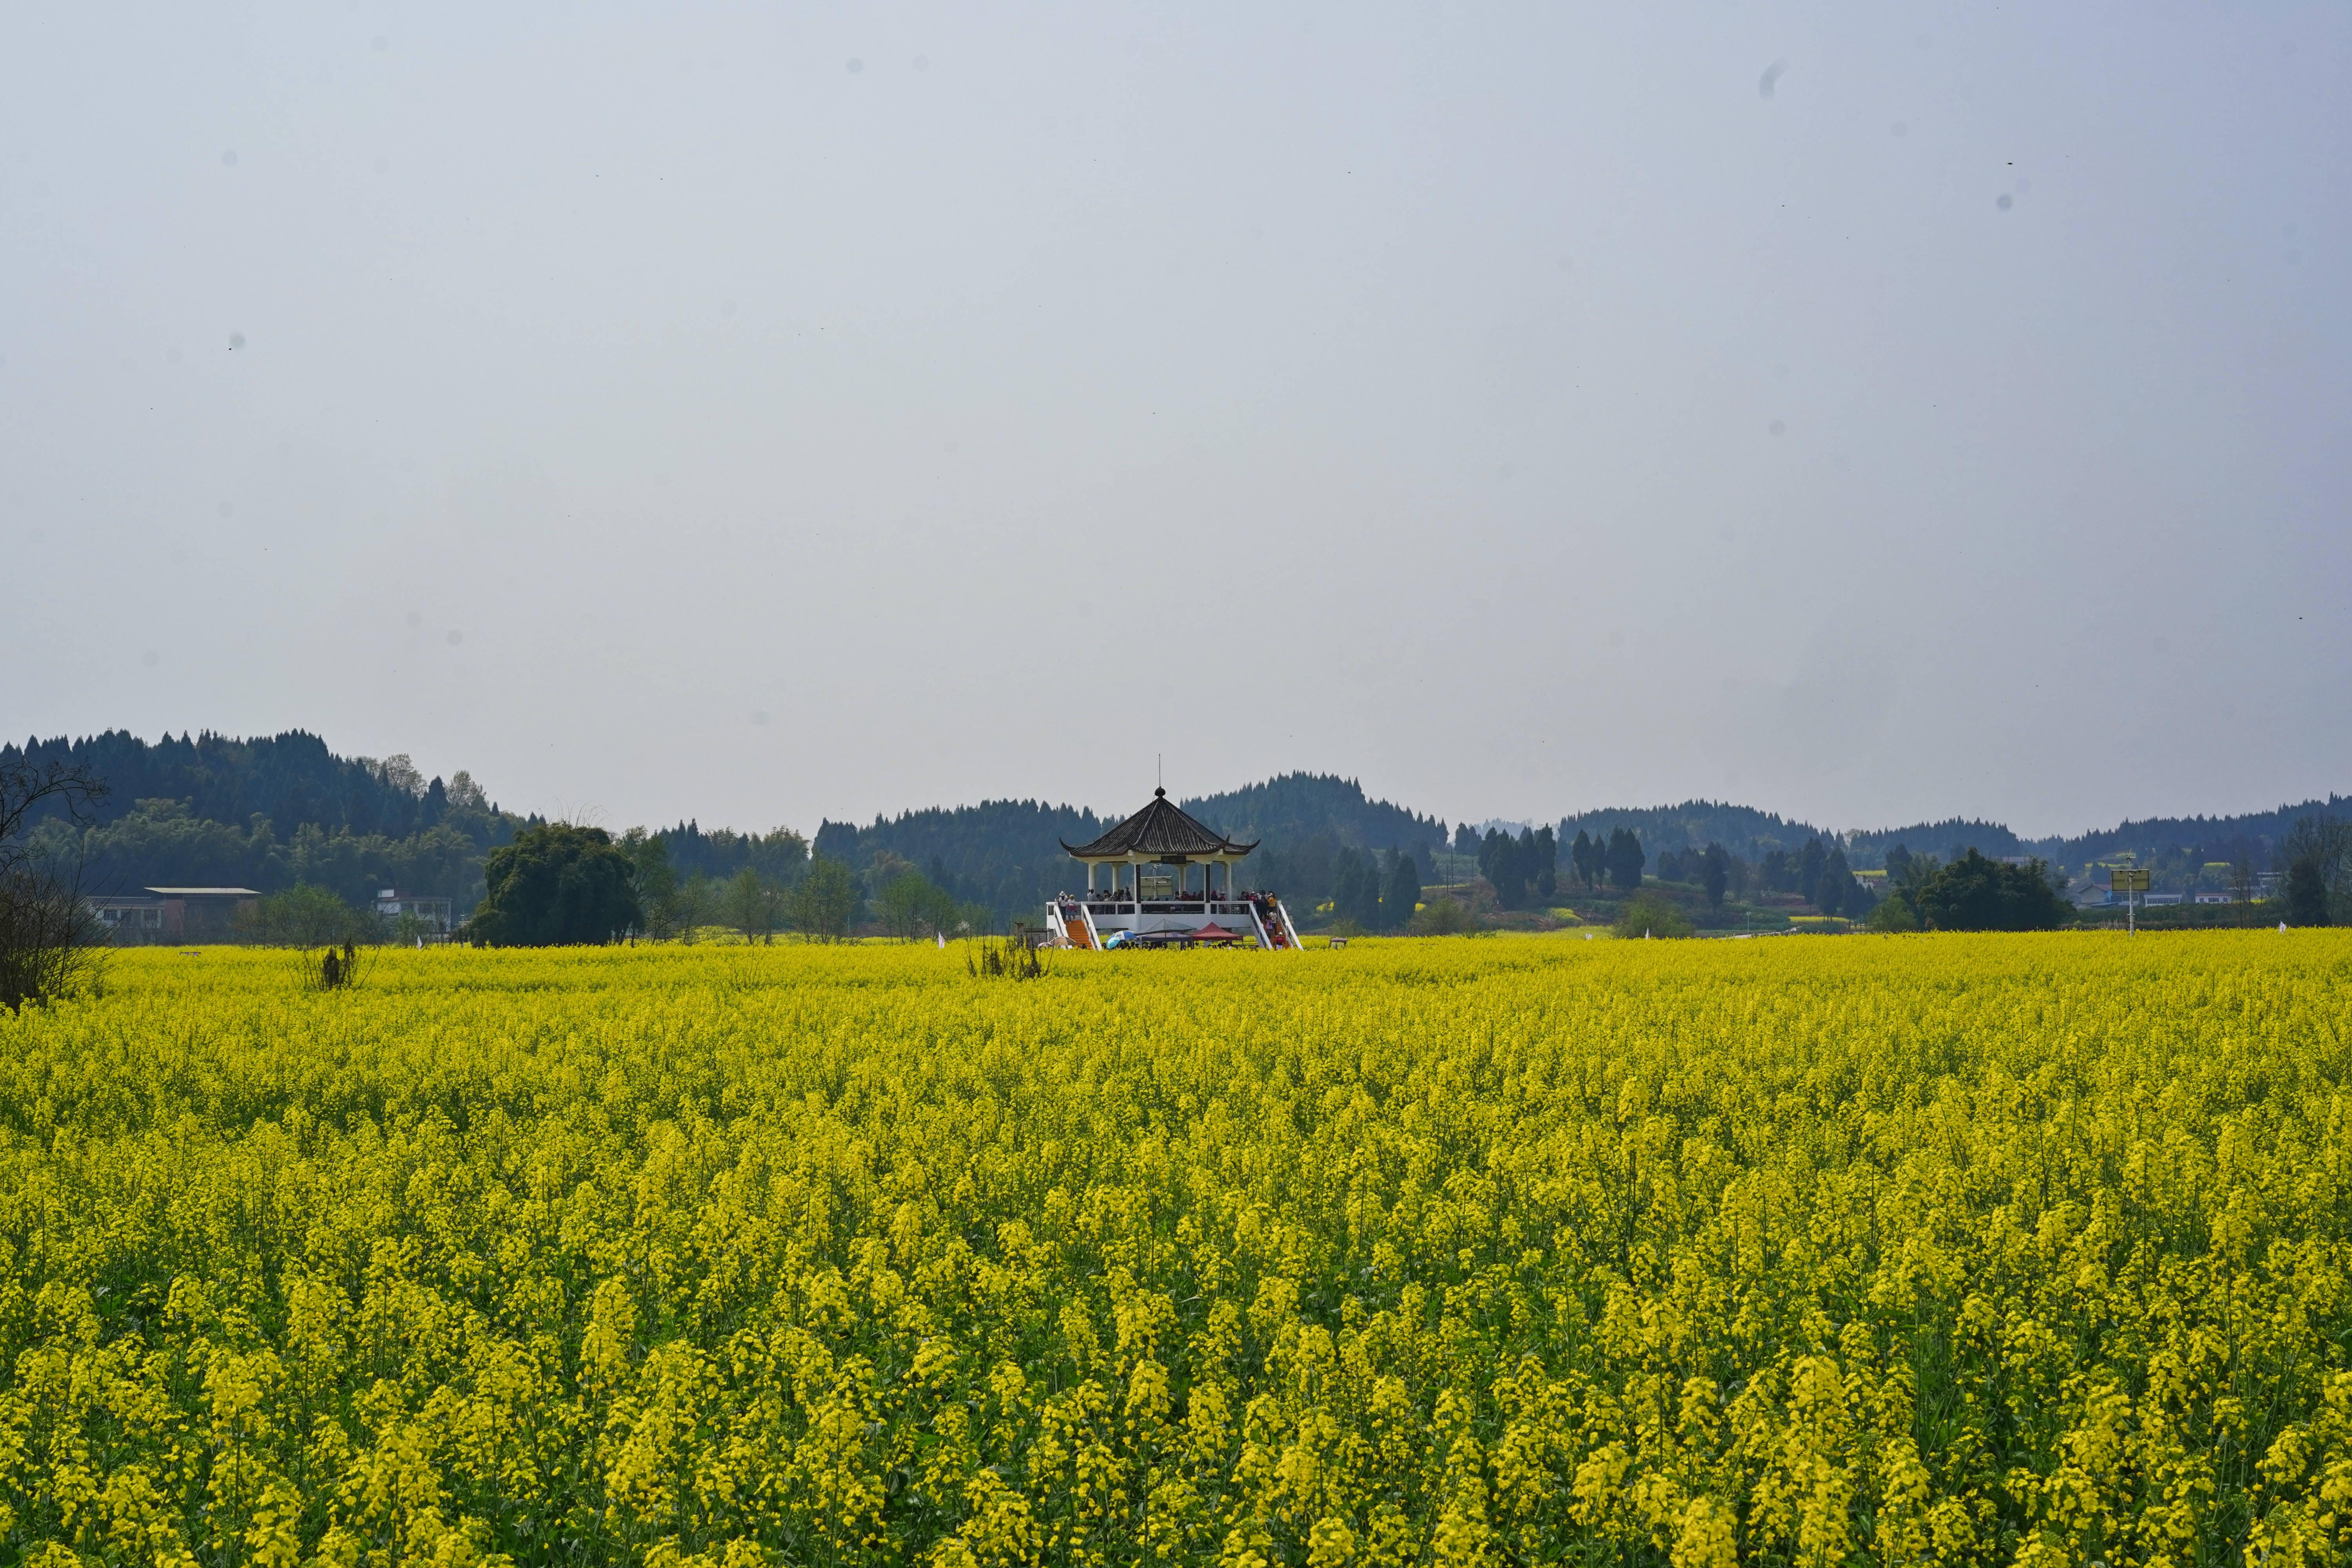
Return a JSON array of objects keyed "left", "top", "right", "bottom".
[{"left": 1049, "top": 788, "right": 1301, "bottom": 950}]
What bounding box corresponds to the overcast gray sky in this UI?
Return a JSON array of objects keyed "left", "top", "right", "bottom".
[{"left": 5, "top": 2, "right": 2346, "bottom": 838}]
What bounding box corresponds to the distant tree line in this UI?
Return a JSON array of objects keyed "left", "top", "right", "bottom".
[
  {"left": 1563, "top": 793, "right": 2352, "bottom": 888},
  {"left": 1645, "top": 835, "right": 1875, "bottom": 919},
  {"left": 466, "top": 809, "right": 2350, "bottom": 944},
  {"left": 1479, "top": 826, "right": 1559, "bottom": 908},
  {"left": 6, "top": 729, "right": 494, "bottom": 842},
  {"left": 1246, "top": 835, "right": 1441, "bottom": 923},
  {"left": 17, "top": 729, "right": 2345, "bottom": 940},
  {"left": 1762, "top": 838, "right": 1869, "bottom": 919},
  {"left": 808, "top": 800, "right": 1111, "bottom": 927},
  {"left": 1567, "top": 829, "right": 1646, "bottom": 894},
  {"left": 609, "top": 824, "right": 990, "bottom": 946},
  {"left": 1439, "top": 823, "right": 1882, "bottom": 920},
  {"left": 1558, "top": 801, "right": 1839, "bottom": 868},
  {"left": 10, "top": 733, "right": 527, "bottom": 915}
]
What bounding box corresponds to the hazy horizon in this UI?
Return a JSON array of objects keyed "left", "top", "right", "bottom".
[{"left": 7, "top": 2, "right": 2347, "bottom": 841}]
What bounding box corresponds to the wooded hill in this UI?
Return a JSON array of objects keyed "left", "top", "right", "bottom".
[
  {"left": 7, "top": 730, "right": 2341, "bottom": 925},
  {"left": 8, "top": 730, "right": 532, "bottom": 912}
]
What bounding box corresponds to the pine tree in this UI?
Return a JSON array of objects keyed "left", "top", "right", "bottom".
[
  {"left": 1798, "top": 838, "right": 1828, "bottom": 907},
  {"left": 1701, "top": 843, "right": 1730, "bottom": 910},
  {"left": 2285, "top": 856, "right": 2330, "bottom": 926},
  {"left": 1332, "top": 853, "right": 1365, "bottom": 928},
  {"left": 1485, "top": 830, "right": 1528, "bottom": 909},
  {"left": 1606, "top": 829, "right": 1645, "bottom": 891},
  {"left": 1816, "top": 847, "right": 1855, "bottom": 917},
  {"left": 1386, "top": 854, "right": 1421, "bottom": 930}
]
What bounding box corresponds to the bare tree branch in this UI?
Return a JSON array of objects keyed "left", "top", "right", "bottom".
[
  {"left": 0, "top": 755, "right": 110, "bottom": 1009},
  {"left": 0, "top": 756, "right": 108, "bottom": 872}
]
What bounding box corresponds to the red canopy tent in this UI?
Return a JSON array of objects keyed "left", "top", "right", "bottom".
[{"left": 1188, "top": 922, "right": 1244, "bottom": 944}]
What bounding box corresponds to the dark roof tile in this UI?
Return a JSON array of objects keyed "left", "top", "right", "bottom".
[{"left": 1062, "top": 790, "right": 1257, "bottom": 859}]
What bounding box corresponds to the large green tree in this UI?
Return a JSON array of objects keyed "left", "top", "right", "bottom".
[
  {"left": 2283, "top": 857, "right": 2330, "bottom": 926},
  {"left": 247, "top": 885, "right": 373, "bottom": 947},
  {"left": 725, "top": 867, "right": 782, "bottom": 943},
  {"left": 1480, "top": 831, "right": 1551, "bottom": 910},
  {"left": 790, "top": 858, "right": 861, "bottom": 942},
  {"left": 1915, "top": 849, "right": 2069, "bottom": 931},
  {"left": 466, "top": 824, "right": 641, "bottom": 946},
  {"left": 877, "top": 870, "right": 957, "bottom": 942},
  {"left": 619, "top": 829, "right": 682, "bottom": 937},
  {"left": 2280, "top": 815, "right": 2349, "bottom": 924}
]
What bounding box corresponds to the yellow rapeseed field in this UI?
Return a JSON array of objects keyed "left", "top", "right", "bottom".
[{"left": 2, "top": 933, "right": 2349, "bottom": 1568}]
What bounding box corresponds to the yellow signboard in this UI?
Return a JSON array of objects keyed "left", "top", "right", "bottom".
[{"left": 2112, "top": 869, "right": 2151, "bottom": 893}]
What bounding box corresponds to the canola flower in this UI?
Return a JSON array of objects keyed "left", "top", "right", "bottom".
[{"left": 0, "top": 933, "right": 2348, "bottom": 1567}]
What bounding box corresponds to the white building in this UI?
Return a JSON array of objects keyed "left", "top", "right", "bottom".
[{"left": 375, "top": 889, "right": 454, "bottom": 934}]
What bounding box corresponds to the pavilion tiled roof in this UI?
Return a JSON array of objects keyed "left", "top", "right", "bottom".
[{"left": 1061, "top": 789, "right": 1258, "bottom": 859}]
